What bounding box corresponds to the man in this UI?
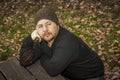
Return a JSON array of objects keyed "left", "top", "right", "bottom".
[{"left": 20, "top": 7, "right": 105, "bottom": 80}]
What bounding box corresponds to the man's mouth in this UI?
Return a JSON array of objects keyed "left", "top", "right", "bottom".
[{"left": 44, "top": 33, "right": 51, "bottom": 37}]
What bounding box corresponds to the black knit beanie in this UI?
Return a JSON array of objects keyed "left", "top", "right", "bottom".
[{"left": 34, "top": 7, "right": 59, "bottom": 26}]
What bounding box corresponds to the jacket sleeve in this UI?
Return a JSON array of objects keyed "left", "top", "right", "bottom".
[
  {"left": 40, "top": 39, "right": 78, "bottom": 76},
  {"left": 19, "top": 35, "right": 43, "bottom": 67}
]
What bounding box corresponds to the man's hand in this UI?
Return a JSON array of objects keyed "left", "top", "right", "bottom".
[{"left": 31, "top": 30, "right": 41, "bottom": 42}]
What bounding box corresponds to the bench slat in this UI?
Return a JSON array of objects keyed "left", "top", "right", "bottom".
[
  {"left": 0, "top": 71, "right": 6, "bottom": 80},
  {"left": 0, "top": 57, "right": 65, "bottom": 80},
  {"left": 0, "top": 57, "right": 35, "bottom": 80},
  {"left": 27, "top": 60, "right": 65, "bottom": 80}
]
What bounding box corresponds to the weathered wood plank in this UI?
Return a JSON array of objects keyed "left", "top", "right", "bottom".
[
  {"left": 0, "top": 57, "right": 65, "bottom": 80},
  {"left": 27, "top": 60, "right": 65, "bottom": 80},
  {"left": 0, "top": 71, "right": 6, "bottom": 80},
  {"left": 0, "top": 57, "right": 35, "bottom": 80}
]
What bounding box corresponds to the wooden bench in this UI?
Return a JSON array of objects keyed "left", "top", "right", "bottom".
[{"left": 0, "top": 57, "right": 65, "bottom": 80}]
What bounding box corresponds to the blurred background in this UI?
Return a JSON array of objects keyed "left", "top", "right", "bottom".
[{"left": 0, "top": 0, "right": 120, "bottom": 79}]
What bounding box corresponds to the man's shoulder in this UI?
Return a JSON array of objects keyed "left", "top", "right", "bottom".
[
  {"left": 56, "top": 27, "right": 79, "bottom": 45},
  {"left": 59, "top": 27, "right": 76, "bottom": 38}
]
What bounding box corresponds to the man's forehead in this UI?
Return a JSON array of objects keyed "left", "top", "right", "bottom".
[{"left": 37, "top": 19, "right": 52, "bottom": 24}]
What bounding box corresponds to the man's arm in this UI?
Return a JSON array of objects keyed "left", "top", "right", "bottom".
[
  {"left": 39, "top": 39, "right": 78, "bottom": 76},
  {"left": 19, "top": 35, "right": 43, "bottom": 67}
]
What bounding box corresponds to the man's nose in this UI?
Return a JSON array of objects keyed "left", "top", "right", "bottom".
[{"left": 43, "top": 26, "right": 48, "bottom": 32}]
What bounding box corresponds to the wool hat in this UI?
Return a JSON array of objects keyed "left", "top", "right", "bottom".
[{"left": 34, "top": 7, "right": 59, "bottom": 26}]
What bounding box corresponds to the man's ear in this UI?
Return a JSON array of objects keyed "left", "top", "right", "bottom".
[{"left": 57, "top": 25, "right": 60, "bottom": 30}]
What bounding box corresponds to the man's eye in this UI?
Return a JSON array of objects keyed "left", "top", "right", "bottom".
[{"left": 37, "top": 25, "right": 43, "bottom": 28}]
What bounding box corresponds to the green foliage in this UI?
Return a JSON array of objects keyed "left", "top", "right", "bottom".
[
  {"left": 109, "top": 60, "right": 120, "bottom": 69},
  {"left": 0, "top": 46, "right": 11, "bottom": 60},
  {"left": 0, "top": 53, "right": 8, "bottom": 60},
  {"left": 92, "top": 23, "right": 102, "bottom": 28},
  {"left": 107, "top": 33, "right": 120, "bottom": 43}
]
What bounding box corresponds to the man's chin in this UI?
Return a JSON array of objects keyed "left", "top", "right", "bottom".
[{"left": 44, "top": 37, "right": 54, "bottom": 42}]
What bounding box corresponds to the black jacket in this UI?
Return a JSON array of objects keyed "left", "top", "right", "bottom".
[{"left": 20, "top": 26, "right": 104, "bottom": 80}]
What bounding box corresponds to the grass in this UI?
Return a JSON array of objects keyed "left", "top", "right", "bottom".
[
  {"left": 109, "top": 60, "right": 120, "bottom": 69},
  {"left": 107, "top": 33, "right": 120, "bottom": 43},
  {"left": 0, "top": 45, "right": 12, "bottom": 60},
  {"left": 92, "top": 23, "right": 102, "bottom": 28}
]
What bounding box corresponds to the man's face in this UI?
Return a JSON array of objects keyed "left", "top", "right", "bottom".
[{"left": 36, "top": 19, "right": 59, "bottom": 42}]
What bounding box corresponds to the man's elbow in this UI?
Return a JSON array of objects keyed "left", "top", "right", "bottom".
[
  {"left": 19, "top": 50, "right": 33, "bottom": 67},
  {"left": 46, "top": 69, "right": 60, "bottom": 77},
  {"left": 19, "top": 58, "right": 32, "bottom": 67},
  {"left": 48, "top": 72, "right": 59, "bottom": 77},
  {"left": 19, "top": 60, "right": 27, "bottom": 67}
]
